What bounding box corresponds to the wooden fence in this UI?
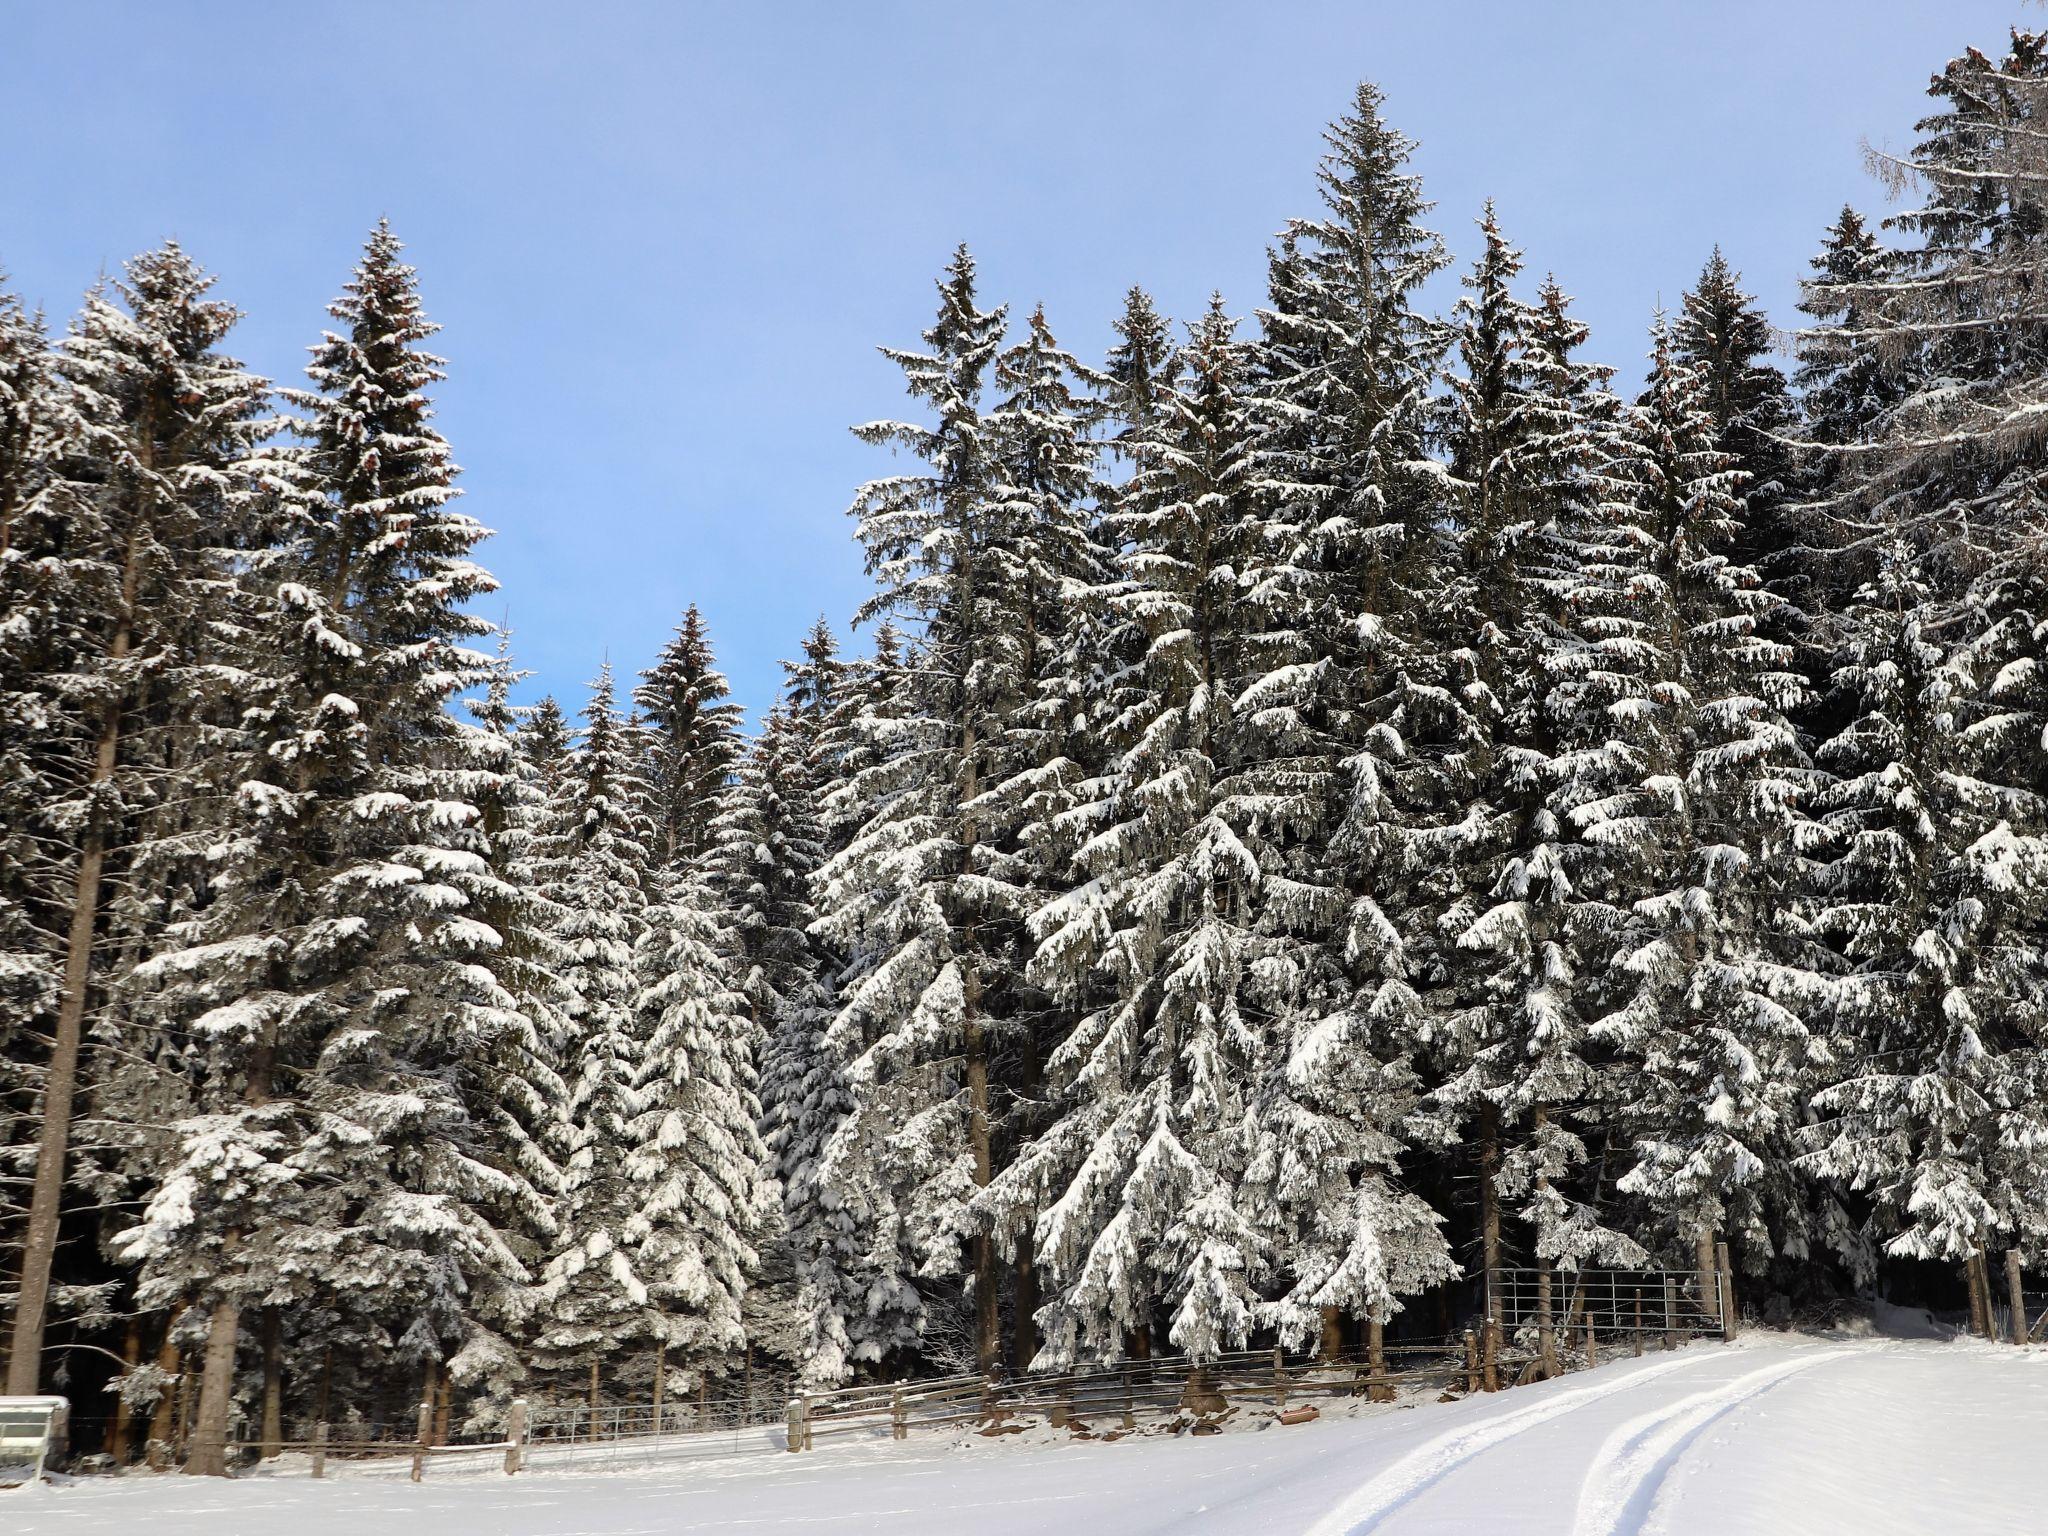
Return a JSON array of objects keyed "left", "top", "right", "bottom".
[{"left": 197, "top": 1254, "right": 2040, "bottom": 1481}]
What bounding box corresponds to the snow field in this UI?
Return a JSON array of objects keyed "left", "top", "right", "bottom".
[{"left": 11, "top": 1334, "right": 2045, "bottom": 1535}]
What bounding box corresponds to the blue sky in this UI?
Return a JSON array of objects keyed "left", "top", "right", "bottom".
[{"left": 2, "top": 2, "right": 2024, "bottom": 718}]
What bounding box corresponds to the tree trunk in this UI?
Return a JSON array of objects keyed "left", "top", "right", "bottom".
[
  {"left": 1012, "top": 1229, "right": 1039, "bottom": 1372},
  {"left": 4, "top": 494, "right": 146, "bottom": 1397},
  {"left": 259, "top": 1310, "right": 284, "bottom": 1458},
  {"left": 1537, "top": 1256, "right": 1558, "bottom": 1379},
  {"left": 1318, "top": 1305, "right": 1345, "bottom": 1363},
  {"left": 1478, "top": 1106, "right": 1502, "bottom": 1325},
  {"left": 109, "top": 1316, "right": 143, "bottom": 1464},
  {"left": 433, "top": 1362, "right": 452, "bottom": 1446},
  {"left": 1694, "top": 1229, "right": 1718, "bottom": 1326},
  {"left": 1967, "top": 1250, "right": 1995, "bottom": 1339},
  {"left": 965, "top": 980, "right": 999, "bottom": 1375},
  {"left": 185, "top": 1295, "right": 242, "bottom": 1475},
  {"left": 1366, "top": 1309, "right": 1391, "bottom": 1403},
  {"left": 313, "top": 1347, "right": 332, "bottom": 1429},
  {"left": 146, "top": 1336, "right": 181, "bottom": 1469}
]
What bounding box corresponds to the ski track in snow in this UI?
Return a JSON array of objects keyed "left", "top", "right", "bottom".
[
  {"left": 1297, "top": 1350, "right": 1727, "bottom": 1536},
  {"left": 1567, "top": 1347, "right": 1851, "bottom": 1536}
]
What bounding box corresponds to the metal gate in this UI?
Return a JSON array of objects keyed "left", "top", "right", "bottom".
[{"left": 1489, "top": 1267, "right": 1730, "bottom": 1338}]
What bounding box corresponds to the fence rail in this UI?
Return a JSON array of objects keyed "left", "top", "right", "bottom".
[{"left": 182, "top": 1254, "right": 2048, "bottom": 1484}]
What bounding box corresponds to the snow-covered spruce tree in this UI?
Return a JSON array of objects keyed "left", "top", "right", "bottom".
[
  {"left": 122, "top": 225, "right": 531, "bottom": 1466},
  {"left": 1673, "top": 250, "right": 1802, "bottom": 600},
  {"left": 1802, "top": 33, "right": 2048, "bottom": 601},
  {"left": 713, "top": 704, "right": 828, "bottom": 1380},
  {"left": 631, "top": 848, "right": 769, "bottom": 1393},
  {"left": 964, "top": 301, "right": 1112, "bottom": 1368},
  {"left": 815, "top": 245, "right": 1048, "bottom": 1375},
  {"left": 1429, "top": 217, "right": 1643, "bottom": 1305},
  {"left": 533, "top": 667, "right": 667, "bottom": 1393},
  {"left": 1552, "top": 318, "right": 1826, "bottom": 1280},
  {"left": 0, "top": 283, "right": 92, "bottom": 1254},
  {"left": 1794, "top": 207, "right": 1906, "bottom": 467},
  {"left": 464, "top": 637, "right": 573, "bottom": 1365},
  {"left": 995, "top": 297, "right": 1285, "bottom": 1366},
  {"left": 1236, "top": 82, "right": 1459, "bottom": 1353},
  {"left": 636, "top": 603, "right": 744, "bottom": 866},
  {"left": 1802, "top": 544, "right": 2048, "bottom": 1289},
  {"left": 790, "top": 622, "right": 913, "bottom": 1383},
  {"left": 8, "top": 246, "right": 276, "bottom": 1407}
]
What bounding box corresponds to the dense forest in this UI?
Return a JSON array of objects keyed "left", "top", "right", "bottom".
[{"left": 4, "top": 24, "right": 2047, "bottom": 1473}]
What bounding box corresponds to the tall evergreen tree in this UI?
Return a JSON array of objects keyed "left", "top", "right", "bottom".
[
  {"left": 636, "top": 604, "right": 744, "bottom": 867},
  {"left": 9, "top": 246, "right": 275, "bottom": 1405},
  {"left": 1555, "top": 319, "right": 1824, "bottom": 1277},
  {"left": 532, "top": 668, "right": 666, "bottom": 1387}
]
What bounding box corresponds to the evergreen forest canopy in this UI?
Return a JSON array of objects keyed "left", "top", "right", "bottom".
[{"left": 5, "top": 25, "right": 2048, "bottom": 1472}]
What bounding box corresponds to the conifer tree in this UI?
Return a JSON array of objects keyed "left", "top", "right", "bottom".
[
  {"left": 636, "top": 604, "right": 744, "bottom": 866},
  {"left": 1803, "top": 546, "right": 2048, "bottom": 1278},
  {"left": 1556, "top": 319, "right": 1824, "bottom": 1276},
  {"left": 533, "top": 668, "right": 665, "bottom": 1387},
  {"left": 120, "top": 225, "right": 527, "bottom": 1465},
  {"left": 1431, "top": 222, "right": 1641, "bottom": 1289},
  {"left": 9, "top": 246, "right": 275, "bottom": 1404},
  {"left": 1001, "top": 298, "right": 1285, "bottom": 1364},
  {"left": 1674, "top": 250, "right": 1800, "bottom": 586},
  {"left": 1240, "top": 82, "right": 1461, "bottom": 1349},
  {"left": 821, "top": 245, "right": 1072, "bottom": 1373}
]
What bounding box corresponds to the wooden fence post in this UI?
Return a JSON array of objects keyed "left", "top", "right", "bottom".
[
  {"left": 785, "top": 1397, "right": 807, "bottom": 1452},
  {"left": 2007, "top": 1250, "right": 2028, "bottom": 1346},
  {"left": 1583, "top": 1310, "right": 1596, "bottom": 1368},
  {"left": 891, "top": 1388, "right": 907, "bottom": 1441},
  {"left": 1633, "top": 1290, "right": 1644, "bottom": 1358},
  {"left": 1272, "top": 1347, "right": 1287, "bottom": 1412},
  {"left": 411, "top": 1398, "right": 432, "bottom": 1483},
  {"left": 1715, "top": 1241, "right": 1738, "bottom": 1340},
  {"left": 1663, "top": 1277, "right": 1678, "bottom": 1348},
  {"left": 504, "top": 1399, "right": 526, "bottom": 1476},
  {"left": 310, "top": 1422, "right": 327, "bottom": 1480},
  {"left": 1482, "top": 1317, "right": 1500, "bottom": 1392},
  {"left": 1463, "top": 1329, "right": 1479, "bottom": 1394},
  {"left": 651, "top": 1341, "right": 666, "bottom": 1434}
]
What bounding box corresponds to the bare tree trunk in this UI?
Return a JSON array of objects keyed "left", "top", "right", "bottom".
[
  {"left": 965, "top": 975, "right": 999, "bottom": 1374},
  {"left": 313, "top": 1348, "right": 332, "bottom": 1429},
  {"left": 146, "top": 1334, "right": 181, "bottom": 1469},
  {"left": 1537, "top": 1255, "right": 1558, "bottom": 1379},
  {"left": 1694, "top": 1229, "right": 1718, "bottom": 1325},
  {"left": 4, "top": 496, "right": 147, "bottom": 1398},
  {"left": 1366, "top": 1308, "right": 1391, "bottom": 1403},
  {"left": 1319, "top": 1306, "right": 1345, "bottom": 1363},
  {"left": 433, "top": 1362, "right": 452, "bottom": 1446},
  {"left": 259, "top": 1310, "right": 283, "bottom": 1459},
  {"left": 1967, "top": 1250, "right": 1995, "bottom": 1339},
  {"left": 1012, "top": 1229, "right": 1038, "bottom": 1372},
  {"left": 1478, "top": 1105, "right": 1502, "bottom": 1325},
  {"left": 185, "top": 1292, "right": 242, "bottom": 1475},
  {"left": 109, "top": 1316, "right": 143, "bottom": 1464}
]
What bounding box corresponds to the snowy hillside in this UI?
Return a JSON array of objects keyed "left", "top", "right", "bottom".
[{"left": 14, "top": 1336, "right": 2044, "bottom": 1535}]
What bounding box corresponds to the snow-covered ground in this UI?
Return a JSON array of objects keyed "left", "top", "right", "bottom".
[{"left": 12, "top": 1333, "right": 2045, "bottom": 1535}]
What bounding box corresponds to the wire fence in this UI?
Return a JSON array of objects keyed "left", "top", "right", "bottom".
[{"left": 1490, "top": 1266, "right": 1731, "bottom": 1342}]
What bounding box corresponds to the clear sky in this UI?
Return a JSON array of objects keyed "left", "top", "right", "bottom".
[{"left": 1, "top": 2, "right": 2027, "bottom": 718}]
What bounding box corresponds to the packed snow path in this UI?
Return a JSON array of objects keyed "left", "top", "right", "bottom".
[{"left": 13, "top": 1335, "right": 2045, "bottom": 1535}]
